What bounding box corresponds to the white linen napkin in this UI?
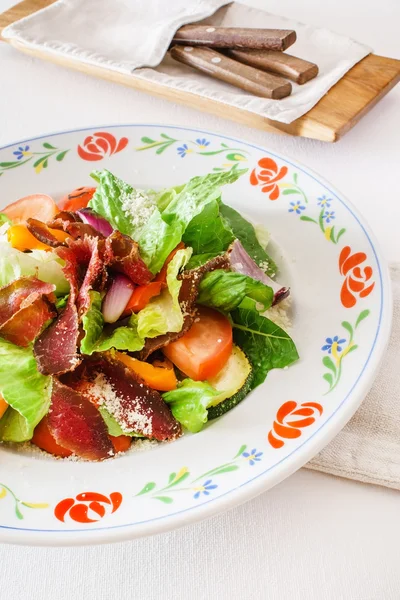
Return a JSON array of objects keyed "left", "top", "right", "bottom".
[
  {"left": 2, "top": 1, "right": 372, "bottom": 124},
  {"left": 306, "top": 265, "right": 400, "bottom": 491}
]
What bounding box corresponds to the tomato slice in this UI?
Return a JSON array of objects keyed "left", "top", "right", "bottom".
[
  {"left": 31, "top": 416, "right": 73, "bottom": 458},
  {"left": 2, "top": 194, "right": 58, "bottom": 224},
  {"left": 163, "top": 307, "right": 233, "bottom": 380},
  {"left": 155, "top": 242, "right": 186, "bottom": 287},
  {"left": 123, "top": 281, "right": 163, "bottom": 314},
  {"left": 58, "top": 186, "right": 96, "bottom": 212}
]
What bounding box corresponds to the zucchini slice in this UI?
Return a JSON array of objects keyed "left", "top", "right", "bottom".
[
  {"left": 207, "top": 345, "right": 253, "bottom": 419},
  {"left": 207, "top": 373, "right": 253, "bottom": 420}
]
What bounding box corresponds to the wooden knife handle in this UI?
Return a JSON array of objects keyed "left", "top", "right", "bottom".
[
  {"left": 172, "top": 25, "right": 297, "bottom": 52},
  {"left": 170, "top": 46, "right": 292, "bottom": 99},
  {"left": 226, "top": 49, "right": 319, "bottom": 84}
]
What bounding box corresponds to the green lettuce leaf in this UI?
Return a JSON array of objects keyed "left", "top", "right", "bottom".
[
  {"left": 186, "top": 253, "right": 221, "bottom": 270},
  {"left": 0, "top": 339, "right": 52, "bottom": 442},
  {"left": 137, "top": 210, "right": 182, "bottom": 275},
  {"left": 90, "top": 167, "right": 246, "bottom": 275},
  {"left": 163, "top": 379, "right": 220, "bottom": 433},
  {"left": 198, "top": 270, "right": 274, "bottom": 312},
  {"left": 231, "top": 298, "right": 299, "bottom": 389},
  {"left": 182, "top": 199, "right": 235, "bottom": 254},
  {"left": 141, "top": 168, "right": 245, "bottom": 274},
  {"left": 219, "top": 203, "right": 277, "bottom": 277},
  {"left": 97, "top": 323, "right": 144, "bottom": 353},
  {"left": 153, "top": 185, "right": 185, "bottom": 212},
  {"left": 97, "top": 248, "right": 192, "bottom": 352},
  {"left": 55, "top": 294, "right": 69, "bottom": 310},
  {"left": 99, "top": 406, "right": 142, "bottom": 438},
  {"left": 0, "top": 235, "right": 69, "bottom": 294},
  {"left": 136, "top": 247, "right": 192, "bottom": 339},
  {"left": 81, "top": 291, "right": 104, "bottom": 355},
  {"left": 161, "top": 168, "right": 245, "bottom": 229},
  {"left": 90, "top": 169, "right": 156, "bottom": 239}
]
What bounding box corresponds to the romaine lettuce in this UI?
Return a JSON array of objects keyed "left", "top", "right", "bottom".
[
  {"left": 136, "top": 210, "right": 181, "bottom": 275},
  {"left": 90, "top": 167, "right": 246, "bottom": 275},
  {"left": 198, "top": 270, "right": 274, "bottom": 312},
  {"left": 186, "top": 253, "right": 221, "bottom": 270},
  {"left": 96, "top": 323, "right": 143, "bottom": 353},
  {"left": 163, "top": 379, "right": 220, "bottom": 433},
  {"left": 90, "top": 170, "right": 153, "bottom": 239},
  {"left": 0, "top": 339, "right": 52, "bottom": 442},
  {"left": 136, "top": 247, "right": 192, "bottom": 339},
  {"left": 0, "top": 235, "right": 69, "bottom": 294},
  {"left": 81, "top": 291, "right": 104, "bottom": 355},
  {"left": 99, "top": 406, "right": 142, "bottom": 438}
]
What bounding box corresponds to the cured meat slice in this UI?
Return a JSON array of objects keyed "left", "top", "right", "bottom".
[
  {"left": 65, "top": 236, "right": 106, "bottom": 315},
  {"left": 1, "top": 298, "right": 56, "bottom": 347},
  {"left": 104, "top": 231, "right": 152, "bottom": 286},
  {"left": 76, "top": 354, "right": 182, "bottom": 441},
  {"left": 34, "top": 301, "right": 80, "bottom": 375},
  {"left": 26, "top": 218, "right": 64, "bottom": 248},
  {"left": 0, "top": 277, "right": 56, "bottom": 347},
  {"left": 34, "top": 236, "right": 106, "bottom": 374},
  {"left": 48, "top": 211, "right": 82, "bottom": 229},
  {"left": 48, "top": 379, "right": 114, "bottom": 460},
  {"left": 0, "top": 277, "right": 55, "bottom": 325}
]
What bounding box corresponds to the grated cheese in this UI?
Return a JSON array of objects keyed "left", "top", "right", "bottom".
[
  {"left": 88, "top": 373, "right": 153, "bottom": 437},
  {"left": 120, "top": 187, "right": 157, "bottom": 232},
  {"left": 264, "top": 297, "right": 292, "bottom": 332}
]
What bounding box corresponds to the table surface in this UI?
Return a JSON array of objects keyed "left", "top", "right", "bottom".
[{"left": 0, "top": 0, "right": 399, "bottom": 598}]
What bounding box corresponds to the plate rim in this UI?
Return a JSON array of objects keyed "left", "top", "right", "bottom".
[{"left": 0, "top": 123, "right": 392, "bottom": 546}]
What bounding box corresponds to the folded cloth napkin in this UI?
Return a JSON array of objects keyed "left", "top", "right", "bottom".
[
  {"left": 306, "top": 265, "right": 400, "bottom": 490},
  {"left": 2, "top": 1, "right": 372, "bottom": 124}
]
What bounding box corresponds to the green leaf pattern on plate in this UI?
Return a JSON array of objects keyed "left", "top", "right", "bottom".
[
  {"left": 322, "top": 309, "right": 370, "bottom": 393},
  {"left": 0, "top": 142, "right": 70, "bottom": 176},
  {"left": 135, "top": 134, "right": 249, "bottom": 171},
  {"left": 135, "top": 445, "right": 263, "bottom": 504},
  {"left": 280, "top": 175, "right": 346, "bottom": 244},
  {"left": 0, "top": 483, "right": 49, "bottom": 520}
]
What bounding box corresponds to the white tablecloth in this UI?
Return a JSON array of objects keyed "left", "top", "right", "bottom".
[{"left": 0, "top": 0, "right": 399, "bottom": 598}]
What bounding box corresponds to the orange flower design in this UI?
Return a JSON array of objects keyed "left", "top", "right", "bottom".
[
  {"left": 77, "top": 132, "right": 128, "bottom": 161},
  {"left": 54, "top": 492, "right": 123, "bottom": 523},
  {"left": 268, "top": 401, "right": 323, "bottom": 449},
  {"left": 250, "top": 157, "right": 288, "bottom": 200},
  {"left": 339, "top": 246, "right": 375, "bottom": 308}
]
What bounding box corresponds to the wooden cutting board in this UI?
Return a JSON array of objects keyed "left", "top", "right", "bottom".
[{"left": 1, "top": 0, "right": 400, "bottom": 142}]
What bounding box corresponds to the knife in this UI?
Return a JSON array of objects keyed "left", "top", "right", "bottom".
[
  {"left": 226, "top": 49, "right": 319, "bottom": 84},
  {"left": 172, "top": 25, "right": 297, "bottom": 52},
  {"left": 170, "top": 46, "right": 292, "bottom": 99}
]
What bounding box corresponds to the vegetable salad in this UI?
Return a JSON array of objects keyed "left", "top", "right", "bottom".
[{"left": 0, "top": 167, "right": 298, "bottom": 460}]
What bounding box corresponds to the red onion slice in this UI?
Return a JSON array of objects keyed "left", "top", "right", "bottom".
[
  {"left": 228, "top": 240, "right": 289, "bottom": 306},
  {"left": 77, "top": 208, "right": 113, "bottom": 237},
  {"left": 102, "top": 275, "right": 135, "bottom": 323}
]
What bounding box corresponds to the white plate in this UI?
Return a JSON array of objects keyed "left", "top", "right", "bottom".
[{"left": 0, "top": 125, "right": 392, "bottom": 546}]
